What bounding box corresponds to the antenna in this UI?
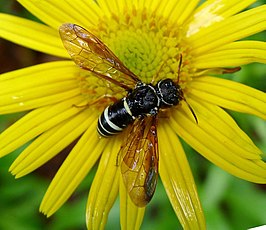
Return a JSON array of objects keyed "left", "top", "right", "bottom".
[
  {"left": 183, "top": 98, "right": 198, "bottom": 124},
  {"left": 177, "top": 53, "right": 198, "bottom": 124},
  {"left": 177, "top": 54, "right": 182, "bottom": 83}
]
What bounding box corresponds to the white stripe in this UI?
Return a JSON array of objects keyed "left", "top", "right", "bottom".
[
  {"left": 123, "top": 98, "right": 132, "bottom": 116},
  {"left": 157, "top": 81, "right": 172, "bottom": 106},
  {"left": 104, "top": 107, "right": 123, "bottom": 131},
  {"left": 98, "top": 116, "right": 116, "bottom": 136},
  {"left": 148, "top": 84, "right": 160, "bottom": 107}
]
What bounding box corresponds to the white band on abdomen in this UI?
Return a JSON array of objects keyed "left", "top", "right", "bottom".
[{"left": 104, "top": 107, "right": 123, "bottom": 131}]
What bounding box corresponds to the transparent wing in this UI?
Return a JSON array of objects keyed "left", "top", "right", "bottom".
[
  {"left": 59, "top": 23, "right": 140, "bottom": 90},
  {"left": 120, "top": 116, "right": 159, "bottom": 207}
]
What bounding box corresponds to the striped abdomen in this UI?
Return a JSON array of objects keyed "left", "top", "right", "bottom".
[
  {"left": 97, "top": 81, "right": 179, "bottom": 137},
  {"left": 97, "top": 98, "right": 134, "bottom": 136}
]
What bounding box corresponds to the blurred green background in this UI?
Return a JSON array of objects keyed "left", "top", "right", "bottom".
[{"left": 0, "top": 0, "right": 265, "bottom": 229}]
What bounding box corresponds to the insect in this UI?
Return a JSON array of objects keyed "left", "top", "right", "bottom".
[{"left": 59, "top": 23, "right": 197, "bottom": 207}]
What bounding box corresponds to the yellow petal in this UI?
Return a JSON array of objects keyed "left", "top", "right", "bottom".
[
  {"left": 119, "top": 172, "right": 145, "bottom": 230},
  {"left": 0, "top": 61, "right": 74, "bottom": 81},
  {"left": 189, "top": 76, "right": 266, "bottom": 119},
  {"left": 151, "top": 0, "right": 199, "bottom": 25},
  {"left": 0, "top": 96, "right": 84, "bottom": 158},
  {"left": 185, "top": 0, "right": 256, "bottom": 37},
  {"left": 0, "top": 61, "right": 80, "bottom": 114},
  {"left": 158, "top": 121, "right": 206, "bottom": 230},
  {"left": 193, "top": 41, "right": 266, "bottom": 68},
  {"left": 86, "top": 136, "right": 121, "bottom": 229},
  {"left": 170, "top": 99, "right": 266, "bottom": 183},
  {"left": 10, "top": 107, "right": 93, "bottom": 177},
  {"left": 97, "top": 0, "right": 126, "bottom": 17},
  {"left": 114, "top": 0, "right": 130, "bottom": 15},
  {"left": 138, "top": 0, "right": 199, "bottom": 25},
  {"left": 40, "top": 116, "right": 107, "bottom": 216},
  {"left": 18, "top": 0, "right": 103, "bottom": 30},
  {"left": 0, "top": 13, "right": 68, "bottom": 57},
  {"left": 188, "top": 5, "right": 266, "bottom": 55}
]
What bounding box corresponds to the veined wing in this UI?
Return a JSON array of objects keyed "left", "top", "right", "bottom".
[
  {"left": 59, "top": 23, "right": 140, "bottom": 90},
  {"left": 120, "top": 116, "right": 159, "bottom": 207}
]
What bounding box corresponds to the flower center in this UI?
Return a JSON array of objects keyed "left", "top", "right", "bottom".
[
  {"left": 96, "top": 8, "right": 193, "bottom": 84},
  {"left": 79, "top": 7, "right": 194, "bottom": 108}
]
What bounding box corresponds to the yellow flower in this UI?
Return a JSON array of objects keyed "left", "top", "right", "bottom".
[{"left": 0, "top": 0, "right": 266, "bottom": 229}]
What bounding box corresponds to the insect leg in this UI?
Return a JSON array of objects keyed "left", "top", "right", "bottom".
[{"left": 73, "top": 94, "right": 118, "bottom": 109}]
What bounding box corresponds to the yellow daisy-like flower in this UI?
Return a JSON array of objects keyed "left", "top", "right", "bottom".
[{"left": 1, "top": 0, "right": 266, "bottom": 229}]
